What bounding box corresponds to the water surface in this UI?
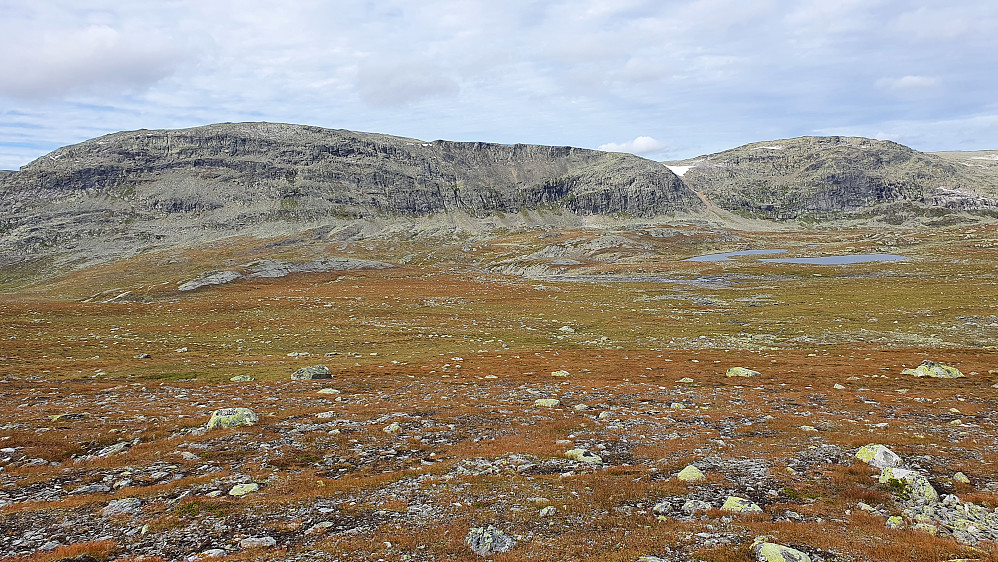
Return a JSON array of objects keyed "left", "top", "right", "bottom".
[{"left": 760, "top": 253, "right": 908, "bottom": 265}]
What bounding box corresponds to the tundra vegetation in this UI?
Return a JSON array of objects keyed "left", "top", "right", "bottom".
[{"left": 2, "top": 124, "right": 998, "bottom": 560}]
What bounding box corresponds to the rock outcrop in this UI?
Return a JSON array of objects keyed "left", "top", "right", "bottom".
[
  {"left": 0, "top": 122, "right": 702, "bottom": 267},
  {"left": 669, "top": 136, "right": 998, "bottom": 220}
]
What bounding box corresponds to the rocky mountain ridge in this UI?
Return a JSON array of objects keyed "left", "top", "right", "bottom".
[
  {"left": 0, "top": 122, "right": 701, "bottom": 267},
  {"left": 668, "top": 136, "right": 998, "bottom": 220},
  {"left": 3, "top": 124, "right": 998, "bottom": 270}
]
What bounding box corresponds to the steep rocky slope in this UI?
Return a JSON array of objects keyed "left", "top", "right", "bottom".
[
  {"left": 0, "top": 122, "right": 701, "bottom": 266},
  {"left": 669, "top": 136, "right": 998, "bottom": 220}
]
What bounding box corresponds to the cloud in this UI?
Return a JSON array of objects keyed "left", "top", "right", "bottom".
[
  {"left": 876, "top": 75, "right": 940, "bottom": 92},
  {"left": 0, "top": 22, "right": 187, "bottom": 99},
  {"left": 354, "top": 59, "right": 460, "bottom": 107},
  {"left": 598, "top": 136, "right": 667, "bottom": 154},
  {"left": 2, "top": 0, "right": 998, "bottom": 170}
]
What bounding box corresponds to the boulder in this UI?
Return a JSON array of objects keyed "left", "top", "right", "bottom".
[
  {"left": 751, "top": 536, "right": 811, "bottom": 562},
  {"left": 902, "top": 360, "right": 964, "bottom": 378},
  {"left": 856, "top": 444, "right": 902, "bottom": 469},
  {"left": 677, "top": 465, "right": 705, "bottom": 482},
  {"left": 534, "top": 398, "right": 561, "bottom": 407},
  {"left": 239, "top": 536, "right": 277, "bottom": 549},
  {"left": 101, "top": 497, "right": 141, "bottom": 517},
  {"left": 206, "top": 407, "right": 258, "bottom": 429},
  {"left": 465, "top": 525, "right": 516, "bottom": 556},
  {"left": 726, "top": 367, "right": 761, "bottom": 378},
  {"left": 879, "top": 467, "right": 939, "bottom": 503},
  {"left": 228, "top": 483, "right": 259, "bottom": 497},
  {"left": 721, "top": 496, "right": 763, "bottom": 513},
  {"left": 565, "top": 448, "right": 602, "bottom": 464},
  {"left": 292, "top": 364, "right": 332, "bottom": 380}
]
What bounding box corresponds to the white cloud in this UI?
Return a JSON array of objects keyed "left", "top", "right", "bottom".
[
  {"left": 354, "top": 60, "right": 460, "bottom": 108},
  {"left": 598, "top": 136, "right": 667, "bottom": 154},
  {"left": 0, "top": 22, "right": 187, "bottom": 99},
  {"left": 2, "top": 0, "right": 998, "bottom": 170},
  {"left": 876, "top": 75, "right": 940, "bottom": 91}
]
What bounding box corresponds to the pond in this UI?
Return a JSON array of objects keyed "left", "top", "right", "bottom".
[
  {"left": 759, "top": 253, "right": 908, "bottom": 265},
  {"left": 684, "top": 250, "right": 909, "bottom": 265}
]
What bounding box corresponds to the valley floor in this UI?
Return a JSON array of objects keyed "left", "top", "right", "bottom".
[{"left": 2, "top": 223, "right": 998, "bottom": 561}]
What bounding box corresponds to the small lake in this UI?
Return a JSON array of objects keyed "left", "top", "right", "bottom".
[
  {"left": 760, "top": 253, "right": 909, "bottom": 265},
  {"left": 684, "top": 249, "right": 787, "bottom": 262},
  {"left": 685, "top": 250, "right": 910, "bottom": 265}
]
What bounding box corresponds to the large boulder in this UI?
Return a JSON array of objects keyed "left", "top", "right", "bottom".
[
  {"left": 902, "top": 360, "right": 964, "bottom": 378},
  {"left": 879, "top": 467, "right": 939, "bottom": 503},
  {"left": 726, "top": 367, "right": 761, "bottom": 378},
  {"left": 565, "top": 448, "right": 603, "bottom": 464},
  {"left": 856, "top": 444, "right": 902, "bottom": 469},
  {"left": 292, "top": 365, "right": 332, "bottom": 380},
  {"left": 206, "top": 407, "right": 258, "bottom": 429},
  {"left": 465, "top": 525, "right": 516, "bottom": 556},
  {"left": 721, "top": 496, "right": 763, "bottom": 513},
  {"left": 752, "top": 536, "right": 811, "bottom": 562},
  {"left": 677, "top": 465, "right": 706, "bottom": 482}
]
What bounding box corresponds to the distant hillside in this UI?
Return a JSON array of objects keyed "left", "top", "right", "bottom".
[
  {"left": 0, "top": 122, "right": 701, "bottom": 266},
  {"left": 668, "top": 136, "right": 998, "bottom": 220}
]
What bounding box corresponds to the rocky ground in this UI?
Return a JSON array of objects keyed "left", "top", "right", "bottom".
[
  {"left": 2, "top": 223, "right": 998, "bottom": 561},
  {"left": 3, "top": 350, "right": 998, "bottom": 561}
]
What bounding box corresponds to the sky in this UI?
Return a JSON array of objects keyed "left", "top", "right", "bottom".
[{"left": 1, "top": 0, "right": 997, "bottom": 169}]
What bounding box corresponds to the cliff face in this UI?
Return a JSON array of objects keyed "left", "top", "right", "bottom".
[
  {"left": 671, "top": 136, "right": 998, "bottom": 219},
  {"left": 0, "top": 122, "right": 702, "bottom": 265}
]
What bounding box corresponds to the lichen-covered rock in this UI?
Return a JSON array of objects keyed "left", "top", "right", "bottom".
[
  {"left": 886, "top": 515, "right": 905, "bottom": 529},
  {"left": 856, "top": 444, "right": 902, "bottom": 469},
  {"left": 953, "top": 471, "right": 971, "bottom": 484},
  {"left": 751, "top": 536, "right": 811, "bottom": 562},
  {"left": 228, "top": 483, "right": 259, "bottom": 497},
  {"left": 465, "top": 525, "right": 516, "bottom": 556},
  {"left": 677, "top": 465, "right": 705, "bottom": 482},
  {"left": 551, "top": 370, "right": 571, "bottom": 377},
  {"left": 383, "top": 422, "right": 402, "bottom": 434},
  {"left": 292, "top": 364, "right": 332, "bottom": 380},
  {"left": 533, "top": 398, "right": 561, "bottom": 407},
  {"left": 902, "top": 360, "right": 964, "bottom": 378},
  {"left": 565, "top": 448, "right": 602, "bottom": 464},
  {"left": 721, "top": 496, "right": 763, "bottom": 513},
  {"left": 726, "top": 367, "right": 761, "bottom": 378},
  {"left": 206, "top": 407, "right": 258, "bottom": 429},
  {"left": 229, "top": 375, "right": 253, "bottom": 382},
  {"left": 879, "top": 467, "right": 939, "bottom": 503}
]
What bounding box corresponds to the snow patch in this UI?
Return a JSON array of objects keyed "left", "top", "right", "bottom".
[{"left": 665, "top": 164, "right": 693, "bottom": 177}]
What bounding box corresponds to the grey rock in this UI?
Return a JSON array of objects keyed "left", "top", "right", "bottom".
[
  {"left": 206, "top": 407, "right": 258, "bottom": 429},
  {"left": 101, "top": 497, "right": 141, "bottom": 517},
  {"left": 671, "top": 135, "right": 998, "bottom": 220},
  {"left": 0, "top": 122, "right": 701, "bottom": 270},
  {"left": 239, "top": 536, "right": 277, "bottom": 549},
  {"left": 292, "top": 364, "right": 332, "bottom": 380},
  {"left": 465, "top": 525, "right": 516, "bottom": 556},
  {"left": 71, "top": 483, "right": 111, "bottom": 495},
  {"left": 178, "top": 270, "right": 243, "bottom": 291}
]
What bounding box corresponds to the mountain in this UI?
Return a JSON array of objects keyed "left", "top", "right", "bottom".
[
  {"left": 667, "top": 136, "right": 998, "bottom": 220},
  {"left": 0, "top": 122, "right": 703, "bottom": 266}
]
